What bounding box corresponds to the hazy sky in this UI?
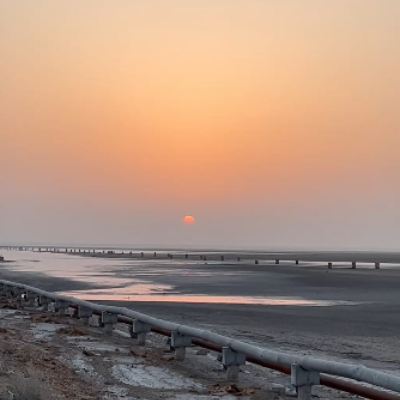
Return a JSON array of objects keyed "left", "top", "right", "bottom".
[{"left": 1, "top": 1, "right": 400, "bottom": 249}]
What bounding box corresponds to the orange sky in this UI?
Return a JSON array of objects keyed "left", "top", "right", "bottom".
[{"left": 1, "top": 1, "right": 400, "bottom": 248}]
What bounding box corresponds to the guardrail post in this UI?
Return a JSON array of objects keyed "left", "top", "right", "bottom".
[
  {"left": 101, "top": 312, "right": 118, "bottom": 334},
  {"left": 5, "top": 286, "right": 13, "bottom": 299},
  {"left": 296, "top": 260, "right": 299, "bottom": 265},
  {"left": 78, "top": 306, "right": 93, "bottom": 325},
  {"left": 291, "top": 363, "right": 320, "bottom": 400},
  {"left": 130, "top": 320, "right": 151, "bottom": 345},
  {"left": 0, "top": 283, "right": 7, "bottom": 294},
  {"left": 39, "top": 296, "right": 52, "bottom": 311},
  {"left": 54, "top": 300, "right": 69, "bottom": 316},
  {"left": 3, "top": 285, "right": 13, "bottom": 298},
  {"left": 26, "top": 291, "right": 37, "bottom": 307},
  {"left": 375, "top": 262, "right": 380, "bottom": 269},
  {"left": 222, "top": 347, "right": 246, "bottom": 381},
  {"left": 11, "top": 287, "right": 23, "bottom": 303},
  {"left": 170, "top": 331, "right": 192, "bottom": 361},
  {"left": 275, "top": 259, "right": 280, "bottom": 264},
  {"left": 351, "top": 261, "right": 356, "bottom": 269},
  {"left": 328, "top": 262, "right": 332, "bottom": 269},
  {"left": 255, "top": 260, "right": 259, "bottom": 264}
]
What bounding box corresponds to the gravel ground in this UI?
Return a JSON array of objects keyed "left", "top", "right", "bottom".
[{"left": 0, "top": 297, "right": 363, "bottom": 400}]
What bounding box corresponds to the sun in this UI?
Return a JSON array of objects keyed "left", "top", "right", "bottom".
[{"left": 183, "top": 215, "right": 195, "bottom": 224}]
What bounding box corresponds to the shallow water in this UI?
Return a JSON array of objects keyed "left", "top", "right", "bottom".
[{"left": 0, "top": 250, "right": 362, "bottom": 306}]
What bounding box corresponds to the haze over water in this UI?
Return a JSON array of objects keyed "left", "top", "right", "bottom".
[{"left": 1, "top": 1, "right": 400, "bottom": 250}]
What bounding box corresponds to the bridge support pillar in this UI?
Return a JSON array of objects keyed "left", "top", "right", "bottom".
[
  {"left": 222, "top": 347, "right": 246, "bottom": 381},
  {"left": 291, "top": 364, "right": 320, "bottom": 400}
]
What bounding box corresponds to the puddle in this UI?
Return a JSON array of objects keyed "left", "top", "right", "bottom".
[
  {"left": 57, "top": 291, "right": 358, "bottom": 306},
  {"left": 112, "top": 364, "right": 201, "bottom": 389}
]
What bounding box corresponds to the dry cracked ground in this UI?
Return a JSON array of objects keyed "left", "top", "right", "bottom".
[{"left": 0, "top": 298, "right": 362, "bottom": 400}]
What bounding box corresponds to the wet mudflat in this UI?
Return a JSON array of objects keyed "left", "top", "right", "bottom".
[{"left": 1, "top": 249, "right": 400, "bottom": 377}]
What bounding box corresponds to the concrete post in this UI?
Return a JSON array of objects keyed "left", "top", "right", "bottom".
[
  {"left": 26, "top": 292, "right": 37, "bottom": 307},
  {"left": 291, "top": 363, "right": 320, "bottom": 400},
  {"left": 78, "top": 306, "right": 93, "bottom": 325},
  {"left": 154, "top": 252, "right": 157, "bottom": 257},
  {"left": 296, "top": 260, "right": 299, "bottom": 265},
  {"left": 222, "top": 347, "right": 246, "bottom": 381},
  {"left": 328, "top": 262, "right": 332, "bottom": 269},
  {"left": 170, "top": 331, "right": 192, "bottom": 361},
  {"left": 5, "top": 286, "right": 14, "bottom": 299},
  {"left": 275, "top": 259, "right": 280, "bottom": 265},
  {"left": 141, "top": 252, "right": 144, "bottom": 257},
  {"left": 11, "top": 287, "right": 23, "bottom": 303},
  {"left": 39, "top": 296, "right": 52, "bottom": 311},
  {"left": 221, "top": 255, "right": 224, "bottom": 261},
  {"left": 375, "top": 262, "right": 380, "bottom": 269},
  {"left": 0, "top": 284, "right": 6, "bottom": 295},
  {"left": 54, "top": 299, "right": 69, "bottom": 316},
  {"left": 237, "top": 257, "right": 241, "bottom": 262},
  {"left": 255, "top": 260, "right": 259, "bottom": 264},
  {"left": 101, "top": 312, "right": 118, "bottom": 334},
  {"left": 351, "top": 262, "right": 356, "bottom": 269},
  {"left": 131, "top": 320, "right": 151, "bottom": 345},
  {"left": 185, "top": 254, "right": 188, "bottom": 259}
]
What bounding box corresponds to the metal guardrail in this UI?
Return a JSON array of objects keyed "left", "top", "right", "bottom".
[{"left": 1, "top": 278, "right": 400, "bottom": 400}]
